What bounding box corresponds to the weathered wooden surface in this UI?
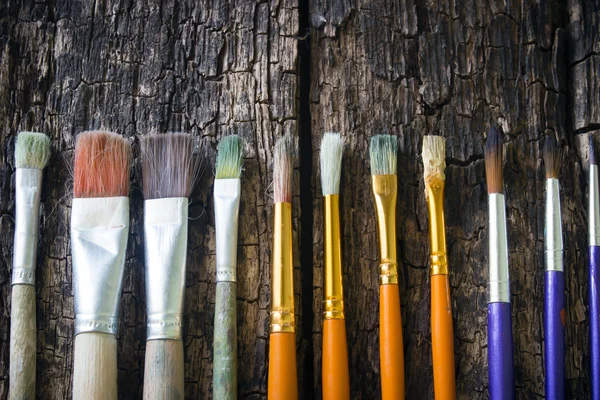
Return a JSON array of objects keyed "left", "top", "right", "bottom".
[{"left": 0, "top": 0, "right": 599, "bottom": 399}]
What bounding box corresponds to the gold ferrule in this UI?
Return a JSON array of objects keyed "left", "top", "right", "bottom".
[
  {"left": 372, "top": 175, "right": 399, "bottom": 285},
  {"left": 425, "top": 175, "right": 449, "bottom": 276},
  {"left": 270, "top": 202, "right": 295, "bottom": 333},
  {"left": 323, "top": 195, "right": 345, "bottom": 320}
]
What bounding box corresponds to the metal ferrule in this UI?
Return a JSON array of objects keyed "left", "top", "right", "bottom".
[
  {"left": 323, "top": 195, "right": 344, "bottom": 320},
  {"left": 270, "top": 202, "right": 295, "bottom": 333},
  {"left": 214, "top": 179, "right": 241, "bottom": 283},
  {"left": 71, "top": 197, "right": 129, "bottom": 336},
  {"left": 488, "top": 193, "right": 510, "bottom": 303},
  {"left": 425, "top": 175, "right": 449, "bottom": 276},
  {"left": 144, "top": 197, "right": 188, "bottom": 340},
  {"left": 590, "top": 165, "right": 600, "bottom": 246},
  {"left": 372, "top": 175, "right": 398, "bottom": 285},
  {"left": 545, "top": 178, "right": 564, "bottom": 272},
  {"left": 12, "top": 169, "right": 43, "bottom": 286}
]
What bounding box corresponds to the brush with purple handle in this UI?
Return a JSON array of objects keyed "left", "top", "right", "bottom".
[{"left": 590, "top": 134, "right": 600, "bottom": 400}]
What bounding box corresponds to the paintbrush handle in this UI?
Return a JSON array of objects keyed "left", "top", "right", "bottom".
[
  {"left": 591, "top": 246, "right": 600, "bottom": 400},
  {"left": 380, "top": 284, "right": 405, "bottom": 399},
  {"left": 544, "top": 270, "right": 565, "bottom": 400},
  {"left": 487, "top": 302, "right": 514, "bottom": 400},
  {"left": 143, "top": 339, "right": 184, "bottom": 399},
  {"left": 322, "top": 318, "right": 350, "bottom": 400},
  {"left": 213, "top": 281, "right": 237, "bottom": 400},
  {"left": 430, "top": 274, "right": 456, "bottom": 400},
  {"left": 73, "top": 332, "right": 117, "bottom": 399},
  {"left": 268, "top": 332, "right": 298, "bottom": 400},
  {"left": 9, "top": 284, "right": 36, "bottom": 400}
]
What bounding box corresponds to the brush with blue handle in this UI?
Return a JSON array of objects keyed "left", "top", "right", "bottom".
[{"left": 590, "top": 134, "right": 600, "bottom": 400}]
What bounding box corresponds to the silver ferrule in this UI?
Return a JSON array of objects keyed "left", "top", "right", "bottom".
[
  {"left": 590, "top": 165, "right": 600, "bottom": 246},
  {"left": 545, "top": 178, "right": 564, "bottom": 272},
  {"left": 144, "top": 197, "right": 188, "bottom": 340},
  {"left": 488, "top": 193, "right": 510, "bottom": 303},
  {"left": 71, "top": 197, "right": 129, "bottom": 336},
  {"left": 214, "top": 179, "right": 241, "bottom": 283},
  {"left": 12, "top": 169, "right": 43, "bottom": 286}
]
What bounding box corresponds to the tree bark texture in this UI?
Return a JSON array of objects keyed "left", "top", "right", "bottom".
[{"left": 0, "top": 0, "right": 598, "bottom": 399}]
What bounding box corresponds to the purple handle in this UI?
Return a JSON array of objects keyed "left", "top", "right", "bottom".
[
  {"left": 544, "top": 270, "right": 565, "bottom": 400},
  {"left": 591, "top": 246, "right": 600, "bottom": 400},
  {"left": 488, "top": 302, "right": 514, "bottom": 400}
]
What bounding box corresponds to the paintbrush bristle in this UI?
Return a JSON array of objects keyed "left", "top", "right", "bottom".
[
  {"left": 369, "top": 134, "right": 398, "bottom": 176},
  {"left": 73, "top": 131, "right": 131, "bottom": 198},
  {"left": 543, "top": 135, "right": 561, "bottom": 180},
  {"left": 140, "top": 133, "right": 200, "bottom": 200},
  {"left": 15, "top": 131, "right": 51, "bottom": 169},
  {"left": 273, "top": 135, "right": 294, "bottom": 203},
  {"left": 422, "top": 135, "right": 446, "bottom": 180},
  {"left": 485, "top": 126, "right": 504, "bottom": 194},
  {"left": 591, "top": 134, "right": 597, "bottom": 166},
  {"left": 320, "top": 132, "right": 344, "bottom": 196},
  {"left": 215, "top": 135, "right": 244, "bottom": 179}
]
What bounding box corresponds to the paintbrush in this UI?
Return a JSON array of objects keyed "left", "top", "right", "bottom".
[
  {"left": 369, "top": 134, "right": 405, "bottom": 399},
  {"left": 589, "top": 134, "right": 600, "bottom": 399},
  {"left": 213, "top": 134, "right": 244, "bottom": 400},
  {"left": 320, "top": 132, "right": 350, "bottom": 400},
  {"left": 140, "top": 133, "right": 199, "bottom": 400},
  {"left": 268, "top": 135, "right": 298, "bottom": 400},
  {"left": 10, "top": 132, "right": 51, "bottom": 400},
  {"left": 543, "top": 134, "right": 565, "bottom": 400},
  {"left": 71, "top": 131, "right": 131, "bottom": 399},
  {"left": 485, "top": 126, "right": 514, "bottom": 400},
  {"left": 422, "top": 135, "right": 456, "bottom": 400}
]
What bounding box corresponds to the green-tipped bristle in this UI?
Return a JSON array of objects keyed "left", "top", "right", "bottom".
[
  {"left": 15, "top": 131, "right": 51, "bottom": 169},
  {"left": 369, "top": 134, "right": 398, "bottom": 175},
  {"left": 215, "top": 135, "right": 244, "bottom": 179}
]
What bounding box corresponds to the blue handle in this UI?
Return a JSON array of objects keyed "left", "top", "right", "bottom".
[
  {"left": 488, "top": 302, "right": 514, "bottom": 400},
  {"left": 591, "top": 246, "right": 600, "bottom": 400},
  {"left": 544, "top": 270, "right": 565, "bottom": 400}
]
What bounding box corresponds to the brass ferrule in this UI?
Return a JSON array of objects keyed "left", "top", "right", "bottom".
[
  {"left": 425, "top": 175, "right": 449, "bottom": 276},
  {"left": 372, "top": 175, "right": 398, "bottom": 285},
  {"left": 323, "top": 195, "right": 345, "bottom": 320},
  {"left": 270, "top": 202, "right": 295, "bottom": 333}
]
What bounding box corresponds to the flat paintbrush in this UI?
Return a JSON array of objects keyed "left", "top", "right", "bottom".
[
  {"left": 10, "top": 132, "right": 51, "bottom": 400},
  {"left": 589, "top": 134, "right": 600, "bottom": 399}
]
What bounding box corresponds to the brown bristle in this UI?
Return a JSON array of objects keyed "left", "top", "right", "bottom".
[
  {"left": 273, "top": 135, "right": 294, "bottom": 203},
  {"left": 543, "top": 134, "right": 561, "bottom": 179},
  {"left": 73, "top": 131, "right": 131, "bottom": 198},
  {"left": 485, "top": 126, "right": 504, "bottom": 194},
  {"left": 140, "top": 133, "right": 200, "bottom": 200}
]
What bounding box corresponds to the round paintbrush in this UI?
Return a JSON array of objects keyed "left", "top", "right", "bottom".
[{"left": 589, "top": 134, "right": 600, "bottom": 400}]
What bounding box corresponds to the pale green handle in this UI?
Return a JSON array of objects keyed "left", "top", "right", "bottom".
[{"left": 213, "top": 281, "right": 237, "bottom": 399}]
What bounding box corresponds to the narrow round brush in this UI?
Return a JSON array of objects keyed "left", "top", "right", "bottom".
[
  {"left": 10, "top": 132, "right": 51, "bottom": 400},
  {"left": 543, "top": 134, "right": 565, "bottom": 400},
  {"left": 485, "top": 126, "right": 514, "bottom": 400},
  {"left": 589, "top": 134, "right": 600, "bottom": 399},
  {"left": 320, "top": 133, "right": 350, "bottom": 400},
  {"left": 268, "top": 135, "right": 298, "bottom": 400}
]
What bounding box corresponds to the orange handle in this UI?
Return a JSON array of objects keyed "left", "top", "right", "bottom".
[
  {"left": 268, "top": 332, "right": 298, "bottom": 400},
  {"left": 431, "top": 274, "right": 456, "bottom": 400},
  {"left": 322, "top": 319, "right": 350, "bottom": 400},
  {"left": 380, "top": 284, "right": 405, "bottom": 399}
]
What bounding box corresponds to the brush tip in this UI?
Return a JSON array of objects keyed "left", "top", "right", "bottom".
[
  {"left": 320, "top": 132, "right": 344, "bottom": 195},
  {"left": 15, "top": 131, "right": 51, "bottom": 169},
  {"left": 369, "top": 134, "right": 398, "bottom": 175},
  {"left": 543, "top": 134, "right": 561, "bottom": 179},
  {"left": 273, "top": 135, "right": 294, "bottom": 203},
  {"left": 485, "top": 125, "right": 503, "bottom": 194},
  {"left": 216, "top": 135, "right": 244, "bottom": 179},
  {"left": 590, "top": 134, "right": 596, "bottom": 166},
  {"left": 422, "top": 135, "right": 446, "bottom": 180}
]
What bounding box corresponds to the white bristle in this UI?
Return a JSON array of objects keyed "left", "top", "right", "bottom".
[
  {"left": 422, "top": 135, "right": 446, "bottom": 180},
  {"left": 320, "top": 132, "right": 345, "bottom": 196}
]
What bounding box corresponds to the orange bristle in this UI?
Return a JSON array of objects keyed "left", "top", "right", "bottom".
[{"left": 73, "top": 131, "right": 131, "bottom": 198}]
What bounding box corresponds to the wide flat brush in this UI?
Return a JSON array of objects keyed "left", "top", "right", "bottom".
[
  {"left": 320, "top": 132, "right": 350, "bottom": 400},
  {"left": 589, "top": 134, "right": 600, "bottom": 399},
  {"left": 369, "top": 134, "right": 405, "bottom": 399},
  {"left": 71, "top": 131, "right": 131, "bottom": 399},
  {"left": 10, "top": 132, "right": 51, "bottom": 400},
  {"left": 268, "top": 135, "right": 298, "bottom": 400},
  {"left": 485, "top": 126, "right": 514, "bottom": 400}
]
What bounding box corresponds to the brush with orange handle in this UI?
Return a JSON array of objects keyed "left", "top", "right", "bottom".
[
  {"left": 320, "top": 132, "right": 350, "bottom": 400},
  {"left": 268, "top": 135, "right": 298, "bottom": 400},
  {"left": 422, "top": 136, "right": 456, "bottom": 400},
  {"left": 369, "top": 134, "right": 405, "bottom": 399}
]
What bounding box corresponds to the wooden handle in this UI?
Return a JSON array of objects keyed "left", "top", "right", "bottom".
[
  {"left": 322, "top": 318, "right": 350, "bottom": 400},
  {"left": 143, "top": 339, "right": 184, "bottom": 400},
  {"left": 213, "top": 281, "right": 237, "bottom": 399},
  {"left": 268, "top": 332, "right": 298, "bottom": 400},
  {"left": 431, "top": 274, "right": 456, "bottom": 400},
  {"left": 73, "top": 332, "right": 117, "bottom": 400},
  {"left": 380, "top": 284, "right": 405, "bottom": 399},
  {"left": 9, "top": 284, "right": 36, "bottom": 400}
]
